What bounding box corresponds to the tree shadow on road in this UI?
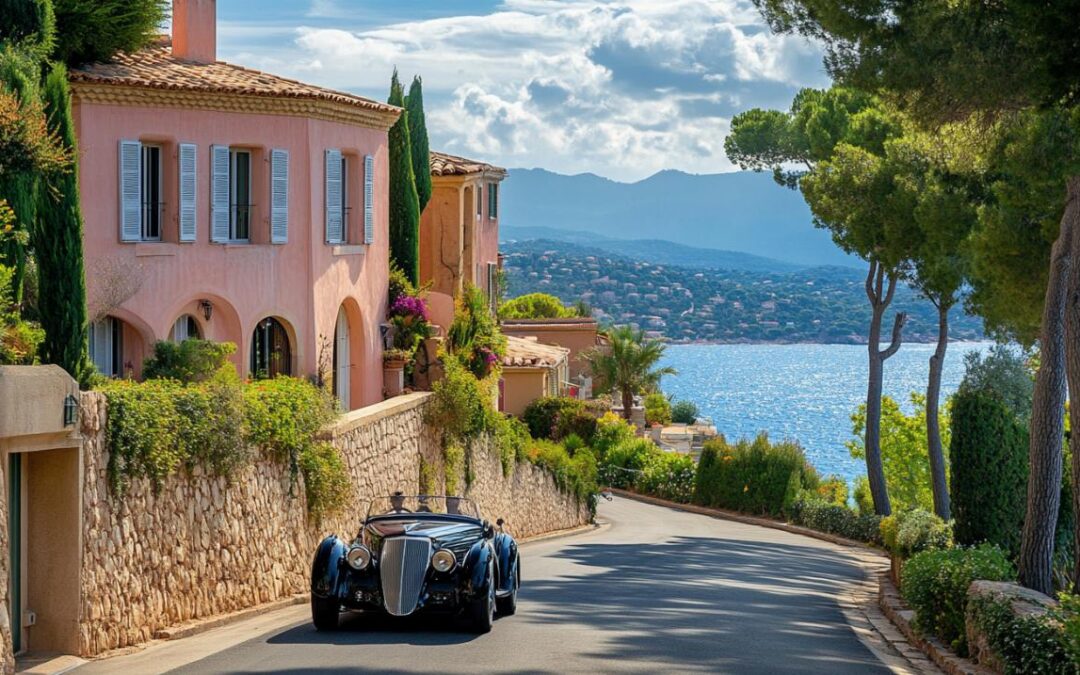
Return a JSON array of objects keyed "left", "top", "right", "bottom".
[{"left": 517, "top": 535, "right": 888, "bottom": 674}]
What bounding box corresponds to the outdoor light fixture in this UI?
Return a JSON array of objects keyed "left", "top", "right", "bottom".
[
  {"left": 63, "top": 393, "right": 78, "bottom": 427},
  {"left": 380, "top": 323, "right": 393, "bottom": 349},
  {"left": 199, "top": 299, "right": 213, "bottom": 321}
]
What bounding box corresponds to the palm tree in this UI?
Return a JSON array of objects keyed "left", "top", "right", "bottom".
[{"left": 584, "top": 326, "right": 676, "bottom": 422}]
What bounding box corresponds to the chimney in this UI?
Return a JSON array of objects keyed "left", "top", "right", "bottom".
[{"left": 172, "top": 0, "right": 217, "bottom": 63}]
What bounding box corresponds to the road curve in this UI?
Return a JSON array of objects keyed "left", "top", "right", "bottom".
[{"left": 79, "top": 496, "right": 893, "bottom": 674}]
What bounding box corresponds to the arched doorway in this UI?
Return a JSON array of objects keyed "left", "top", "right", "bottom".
[
  {"left": 250, "top": 317, "right": 292, "bottom": 378},
  {"left": 333, "top": 306, "right": 350, "bottom": 409},
  {"left": 171, "top": 314, "right": 201, "bottom": 342}
]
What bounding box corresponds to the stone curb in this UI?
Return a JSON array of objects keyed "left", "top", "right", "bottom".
[
  {"left": 519, "top": 520, "right": 605, "bottom": 545},
  {"left": 878, "top": 574, "right": 995, "bottom": 675}
]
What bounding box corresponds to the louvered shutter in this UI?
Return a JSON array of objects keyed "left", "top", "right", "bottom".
[
  {"left": 489, "top": 183, "right": 498, "bottom": 218},
  {"left": 325, "top": 149, "right": 343, "bottom": 243},
  {"left": 178, "top": 143, "right": 197, "bottom": 241},
  {"left": 271, "top": 148, "right": 289, "bottom": 243},
  {"left": 119, "top": 140, "right": 142, "bottom": 241},
  {"left": 211, "top": 145, "right": 230, "bottom": 242},
  {"left": 363, "top": 155, "right": 375, "bottom": 244}
]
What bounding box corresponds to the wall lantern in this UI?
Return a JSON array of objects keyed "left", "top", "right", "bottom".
[
  {"left": 63, "top": 393, "right": 78, "bottom": 427},
  {"left": 199, "top": 299, "right": 213, "bottom": 322}
]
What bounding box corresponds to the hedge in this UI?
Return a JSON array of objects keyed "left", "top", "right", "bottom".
[{"left": 693, "top": 434, "right": 818, "bottom": 518}]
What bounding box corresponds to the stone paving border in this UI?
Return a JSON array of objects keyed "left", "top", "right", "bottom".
[{"left": 608, "top": 489, "right": 944, "bottom": 674}]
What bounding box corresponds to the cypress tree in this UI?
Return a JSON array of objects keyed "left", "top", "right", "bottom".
[
  {"left": 405, "top": 76, "right": 432, "bottom": 213},
  {"left": 387, "top": 69, "right": 420, "bottom": 286},
  {"left": 35, "top": 62, "right": 88, "bottom": 381}
]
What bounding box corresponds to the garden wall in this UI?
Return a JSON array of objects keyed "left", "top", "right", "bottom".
[{"left": 76, "top": 391, "right": 590, "bottom": 656}]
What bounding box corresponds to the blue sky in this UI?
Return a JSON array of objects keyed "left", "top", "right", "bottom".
[{"left": 216, "top": 0, "right": 830, "bottom": 181}]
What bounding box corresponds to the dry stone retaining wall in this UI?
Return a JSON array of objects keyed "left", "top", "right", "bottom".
[{"left": 77, "top": 391, "right": 590, "bottom": 656}]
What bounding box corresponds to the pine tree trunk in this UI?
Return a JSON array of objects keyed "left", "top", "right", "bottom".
[
  {"left": 1059, "top": 175, "right": 1080, "bottom": 589},
  {"left": 926, "top": 302, "right": 951, "bottom": 520},
  {"left": 1018, "top": 175, "right": 1075, "bottom": 595},
  {"left": 863, "top": 261, "right": 904, "bottom": 517}
]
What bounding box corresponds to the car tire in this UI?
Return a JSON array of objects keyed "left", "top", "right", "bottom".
[
  {"left": 470, "top": 561, "right": 495, "bottom": 634},
  {"left": 312, "top": 596, "right": 340, "bottom": 631},
  {"left": 496, "top": 563, "right": 518, "bottom": 616}
]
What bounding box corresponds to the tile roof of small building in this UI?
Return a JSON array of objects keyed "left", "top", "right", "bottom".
[
  {"left": 502, "top": 336, "right": 569, "bottom": 369},
  {"left": 430, "top": 150, "right": 507, "bottom": 177},
  {"left": 69, "top": 39, "right": 400, "bottom": 117}
]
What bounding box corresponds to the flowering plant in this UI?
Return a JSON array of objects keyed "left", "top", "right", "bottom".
[{"left": 389, "top": 295, "right": 429, "bottom": 322}]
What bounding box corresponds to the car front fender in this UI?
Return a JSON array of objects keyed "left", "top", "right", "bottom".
[
  {"left": 462, "top": 540, "right": 494, "bottom": 599},
  {"left": 493, "top": 532, "right": 519, "bottom": 593},
  {"left": 311, "top": 535, "right": 347, "bottom": 599}
]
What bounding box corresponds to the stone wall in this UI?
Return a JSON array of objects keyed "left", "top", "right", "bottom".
[{"left": 77, "top": 391, "right": 589, "bottom": 656}]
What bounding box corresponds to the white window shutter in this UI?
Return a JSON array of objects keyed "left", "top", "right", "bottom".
[
  {"left": 271, "top": 148, "right": 289, "bottom": 244},
  {"left": 119, "top": 140, "right": 142, "bottom": 241},
  {"left": 363, "top": 154, "right": 375, "bottom": 244},
  {"left": 325, "top": 149, "right": 343, "bottom": 243},
  {"left": 178, "top": 143, "right": 197, "bottom": 242},
  {"left": 211, "top": 145, "right": 230, "bottom": 243}
]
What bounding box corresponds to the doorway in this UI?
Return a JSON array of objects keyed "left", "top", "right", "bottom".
[{"left": 334, "top": 307, "right": 350, "bottom": 410}]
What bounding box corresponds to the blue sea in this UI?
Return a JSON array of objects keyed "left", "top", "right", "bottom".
[{"left": 659, "top": 342, "right": 995, "bottom": 483}]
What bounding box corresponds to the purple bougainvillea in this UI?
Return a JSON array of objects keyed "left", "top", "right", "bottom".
[{"left": 389, "top": 295, "right": 429, "bottom": 321}]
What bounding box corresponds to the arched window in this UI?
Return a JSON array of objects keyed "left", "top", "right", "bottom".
[
  {"left": 251, "top": 317, "right": 292, "bottom": 378},
  {"left": 172, "top": 314, "right": 201, "bottom": 342},
  {"left": 88, "top": 316, "right": 124, "bottom": 377}
]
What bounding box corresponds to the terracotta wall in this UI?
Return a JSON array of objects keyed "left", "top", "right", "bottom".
[{"left": 74, "top": 391, "right": 589, "bottom": 656}]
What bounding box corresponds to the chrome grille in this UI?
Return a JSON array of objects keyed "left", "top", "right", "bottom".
[{"left": 379, "top": 537, "right": 432, "bottom": 616}]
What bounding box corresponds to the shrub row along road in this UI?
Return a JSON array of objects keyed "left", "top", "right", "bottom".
[{"left": 76, "top": 497, "right": 896, "bottom": 674}]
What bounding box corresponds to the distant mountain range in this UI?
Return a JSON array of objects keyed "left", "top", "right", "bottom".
[
  {"left": 500, "top": 226, "right": 805, "bottom": 274},
  {"left": 500, "top": 169, "right": 857, "bottom": 268}
]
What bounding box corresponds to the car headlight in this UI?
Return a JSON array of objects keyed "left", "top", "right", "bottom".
[
  {"left": 346, "top": 545, "right": 371, "bottom": 570},
  {"left": 431, "top": 549, "right": 457, "bottom": 573}
]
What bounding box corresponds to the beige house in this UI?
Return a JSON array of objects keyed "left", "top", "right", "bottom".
[
  {"left": 500, "top": 317, "right": 603, "bottom": 382},
  {"left": 499, "top": 337, "right": 570, "bottom": 417}
]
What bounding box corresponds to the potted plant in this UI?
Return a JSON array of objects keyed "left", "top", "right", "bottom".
[{"left": 383, "top": 348, "right": 413, "bottom": 397}]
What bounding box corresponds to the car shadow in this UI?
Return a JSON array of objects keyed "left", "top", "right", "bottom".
[{"left": 266, "top": 610, "right": 486, "bottom": 647}]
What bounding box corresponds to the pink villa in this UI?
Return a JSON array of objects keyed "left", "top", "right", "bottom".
[
  {"left": 419, "top": 151, "right": 507, "bottom": 328},
  {"left": 69, "top": 0, "right": 398, "bottom": 410}
]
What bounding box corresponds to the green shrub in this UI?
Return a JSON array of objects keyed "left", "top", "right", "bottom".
[
  {"left": 0, "top": 260, "right": 43, "bottom": 365},
  {"left": 901, "top": 545, "right": 1016, "bottom": 655},
  {"left": 243, "top": 376, "right": 336, "bottom": 468},
  {"left": 693, "top": 434, "right": 818, "bottom": 518},
  {"left": 493, "top": 414, "right": 530, "bottom": 476},
  {"left": 591, "top": 412, "right": 635, "bottom": 460},
  {"left": 426, "top": 351, "right": 499, "bottom": 443},
  {"left": 101, "top": 378, "right": 184, "bottom": 492},
  {"left": 447, "top": 283, "right": 505, "bottom": 379},
  {"left": 813, "top": 475, "right": 849, "bottom": 506},
  {"left": 562, "top": 433, "right": 586, "bottom": 454},
  {"left": 173, "top": 370, "right": 248, "bottom": 476},
  {"left": 298, "top": 441, "right": 349, "bottom": 521},
  {"left": 671, "top": 399, "right": 699, "bottom": 425},
  {"left": 522, "top": 396, "right": 585, "bottom": 440},
  {"left": 644, "top": 392, "right": 672, "bottom": 426},
  {"left": 950, "top": 388, "right": 1028, "bottom": 558},
  {"left": 142, "top": 339, "right": 236, "bottom": 383},
  {"left": 603, "top": 438, "right": 656, "bottom": 489},
  {"left": 499, "top": 292, "right": 575, "bottom": 319},
  {"left": 968, "top": 594, "right": 1073, "bottom": 674},
  {"left": 790, "top": 499, "right": 883, "bottom": 544},
  {"left": 554, "top": 409, "right": 598, "bottom": 445},
  {"left": 638, "top": 451, "right": 695, "bottom": 503},
  {"left": 524, "top": 439, "right": 598, "bottom": 503},
  {"left": 881, "top": 509, "right": 952, "bottom": 558},
  {"left": 853, "top": 475, "right": 875, "bottom": 515},
  {"left": 1058, "top": 593, "right": 1080, "bottom": 667}
]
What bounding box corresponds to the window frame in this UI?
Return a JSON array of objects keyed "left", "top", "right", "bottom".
[
  {"left": 340, "top": 154, "right": 350, "bottom": 243},
  {"left": 229, "top": 148, "right": 253, "bottom": 243},
  {"left": 140, "top": 144, "right": 163, "bottom": 241}
]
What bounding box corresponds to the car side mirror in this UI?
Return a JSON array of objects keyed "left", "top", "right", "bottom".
[{"left": 483, "top": 520, "right": 495, "bottom": 539}]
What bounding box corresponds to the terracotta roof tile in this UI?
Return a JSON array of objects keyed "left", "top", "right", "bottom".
[
  {"left": 502, "top": 336, "right": 569, "bottom": 369},
  {"left": 430, "top": 150, "right": 507, "bottom": 177},
  {"left": 70, "top": 41, "right": 399, "bottom": 117}
]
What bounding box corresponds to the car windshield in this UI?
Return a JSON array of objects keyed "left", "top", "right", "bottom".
[{"left": 365, "top": 495, "right": 481, "bottom": 520}]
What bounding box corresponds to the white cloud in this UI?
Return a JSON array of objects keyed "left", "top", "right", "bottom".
[{"left": 221, "top": 0, "right": 829, "bottom": 180}]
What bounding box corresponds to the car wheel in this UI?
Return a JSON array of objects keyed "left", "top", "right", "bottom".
[
  {"left": 470, "top": 561, "right": 495, "bottom": 633},
  {"left": 312, "top": 595, "right": 340, "bottom": 631},
  {"left": 496, "top": 563, "right": 518, "bottom": 616}
]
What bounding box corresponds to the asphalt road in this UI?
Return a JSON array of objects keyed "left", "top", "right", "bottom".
[{"left": 78, "top": 496, "right": 893, "bottom": 674}]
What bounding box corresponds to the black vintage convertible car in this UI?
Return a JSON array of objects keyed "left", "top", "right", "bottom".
[{"left": 310, "top": 495, "right": 520, "bottom": 633}]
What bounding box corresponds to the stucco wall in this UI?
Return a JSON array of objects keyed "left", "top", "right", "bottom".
[{"left": 75, "top": 391, "right": 589, "bottom": 656}]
